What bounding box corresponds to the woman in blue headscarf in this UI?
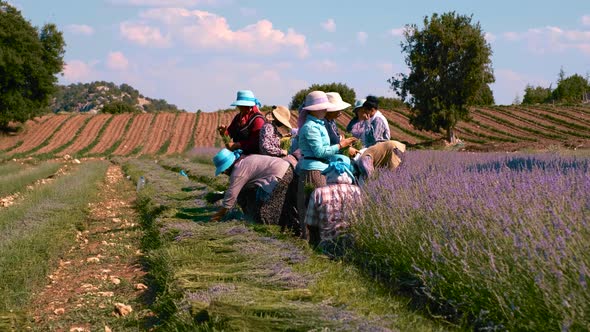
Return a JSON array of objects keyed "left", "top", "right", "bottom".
[{"left": 211, "top": 148, "right": 296, "bottom": 230}]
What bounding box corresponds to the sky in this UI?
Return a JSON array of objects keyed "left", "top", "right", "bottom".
[{"left": 8, "top": 0, "right": 590, "bottom": 112}]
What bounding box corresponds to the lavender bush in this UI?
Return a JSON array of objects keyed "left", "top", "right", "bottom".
[{"left": 350, "top": 151, "right": 589, "bottom": 330}]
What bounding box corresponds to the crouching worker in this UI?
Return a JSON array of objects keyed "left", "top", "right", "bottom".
[
  {"left": 210, "top": 148, "right": 295, "bottom": 226},
  {"left": 356, "top": 140, "right": 406, "bottom": 184},
  {"left": 305, "top": 155, "right": 361, "bottom": 258}
]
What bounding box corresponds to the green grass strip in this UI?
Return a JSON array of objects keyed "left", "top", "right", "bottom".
[
  {"left": 494, "top": 106, "right": 586, "bottom": 139},
  {"left": 0, "top": 161, "right": 28, "bottom": 176},
  {"left": 0, "top": 140, "right": 23, "bottom": 154},
  {"left": 0, "top": 161, "right": 62, "bottom": 197},
  {"left": 515, "top": 106, "right": 590, "bottom": 135},
  {"left": 0, "top": 161, "right": 108, "bottom": 312},
  {"left": 468, "top": 117, "right": 537, "bottom": 142}
]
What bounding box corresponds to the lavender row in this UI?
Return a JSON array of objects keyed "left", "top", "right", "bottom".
[{"left": 350, "top": 151, "right": 590, "bottom": 330}]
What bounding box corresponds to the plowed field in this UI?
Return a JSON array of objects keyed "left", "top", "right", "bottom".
[{"left": 1, "top": 105, "right": 589, "bottom": 158}]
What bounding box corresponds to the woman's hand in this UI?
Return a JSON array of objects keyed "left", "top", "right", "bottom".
[
  {"left": 347, "top": 147, "right": 359, "bottom": 157},
  {"left": 217, "top": 125, "right": 227, "bottom": 137},
  {"left": 225, "top": 142, "right": 241, "bottom": 151},
  {"left": 339, "top": 136, "right": 357, "bottom": 149}
]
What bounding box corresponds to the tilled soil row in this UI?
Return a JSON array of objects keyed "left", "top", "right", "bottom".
[{"left": 29, "top": 164, "right": 151, "bottom": 331}]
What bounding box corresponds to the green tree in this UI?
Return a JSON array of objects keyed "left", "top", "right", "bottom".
[
  {"left": 0, "top": 1, "right": 65, "bottom": 127},
  {"left": 289, "top": 82, "right": 356, "bottom": 110},
  {"left": 522, "top": 84, "right": 552, "bottom": 104},
  {"left": 389, "top": 12, "right": 494, "bottom": 142},
  {"left": 378, "top": 96, "right": 405, "bottom": 110},
  {"left": 102, "top": 101, "right": 139, "bottom": 114},
  {"left": 470, "top": 84, "right": 495, "bottom": 105},
  {"left": 551, "top": 74, "right": 589, "bottom": 104}
]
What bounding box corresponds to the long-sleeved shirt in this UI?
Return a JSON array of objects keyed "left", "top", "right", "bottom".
[
  {"left": 226, "top": 109, "right": 265, "bottom": 154},
  {"left": 223, "top": 155, "right": 290, "bottom": 209},
  {"left": 298, "top": 115, "right": 339, "bottom": 171},
  {"left": 305, "top": 183, "right": 361, "bottom": 241},
  {"left": 259, "top": 122, "right": 284, "bottom": 157},
  {"left": 362, "top": 111, "right": 390, "bottom": 148}
]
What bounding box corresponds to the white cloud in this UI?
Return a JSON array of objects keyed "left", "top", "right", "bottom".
[
  {"left": 357, "top": 31, "right": 368, "bottom": 44},
  {"left": 136, "top": 8, "right": 309, "bottom": 57},
  {"left": 502, "top": 25, "right": 590, "bottom": 55},
  {"left": 66, "top": 24, "right": 95, "bottom": 36},
  {"left": 321, "top": 18, "right": 336, "bottom": 32},
  {"left": 484, "top": 32, "right": 496, "bottom": 43},
  {"left": 120, "top": 22, "right": 171, "bottom": 47},
  {"left": 107, "top": 51, "right": 129, "bottom": 71},
  {"left": 582, "top": 15, "right": 590, "bottom": 26},
  {"left": 108, "top": 0, "right": 217, "bottom": 6},
  {"left": 390, "top": 28, "right": 405, "bottom": 37},
  {"left": 62, "top": 60, "right": 95, "bottom": 82}
]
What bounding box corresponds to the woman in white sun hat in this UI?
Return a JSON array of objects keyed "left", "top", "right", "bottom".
[
  {"left": 296, "top": 90, "right": 357, "bottom": 239},
  {"left": 324, "top": 92, "right": 350, "bottom": 145}
]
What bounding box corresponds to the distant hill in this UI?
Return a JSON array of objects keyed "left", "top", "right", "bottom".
[{"left": 50, "top": 81, "right": 185, "bottom": 113}]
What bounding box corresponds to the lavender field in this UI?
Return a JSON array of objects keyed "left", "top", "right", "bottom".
[{"left": 351, "top": 151, "right": 590, "bottom": 331}]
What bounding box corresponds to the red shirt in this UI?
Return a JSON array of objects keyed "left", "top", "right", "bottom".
[{"left": 226, "top": 107, "right": 265, "bottom": 154}]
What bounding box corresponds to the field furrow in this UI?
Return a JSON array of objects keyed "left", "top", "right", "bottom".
[
  {"left": 58, "top": 114, "right": 112, "bottom": 156},
  {"left": 34, "top": 115, "right": 89, "bottom": 154},
  {"left": 9, "top": 115, "right": 71, "bottom": 154},
  {"left": 470, "top": 109, "right": 538, "bottom": 141},
  {"left": 193, "top": 112, "right": 219, "bottom": 148},
  {"left": 473, "top": 108, "right": 565, "bottom": 140},
  {"left": 500, "top": 107, "right": 589, "bottom": 139},
  {"left": 89, "top": 114, "right": 133, "bottom": 154},
  {"left": 519, "top": 106, "right": 590, "bottom": 130},
  {"left": 113, "top": 113, "right": 154, "bottom": 155},
  {"left": 142, "top": 113, "right": 176, "bottom": 154},
  {"left": 167, "top": 113, "right": 196, "bottom": 154}
]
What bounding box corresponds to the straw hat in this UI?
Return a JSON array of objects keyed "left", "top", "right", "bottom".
[
  {"left": 302, "top": 91, "right": 334, "bottom": 111},
  {"left": 271, "top": 105, "right": 292, "bottom": 129},
  {"left": 326, "top": 92, "right": 351, "bottom": 112}
]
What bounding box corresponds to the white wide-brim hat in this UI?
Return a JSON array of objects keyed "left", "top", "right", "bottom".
[
  {"left": 326, "top": 92, "right": 351, "bottom": 112},
  {"left": 302, "top": 91, "right": 334, "bottom": 111}
]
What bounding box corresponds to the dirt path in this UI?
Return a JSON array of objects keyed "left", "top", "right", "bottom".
[{"left": 29, "top": 164, "right": 151, "bottom": 331}]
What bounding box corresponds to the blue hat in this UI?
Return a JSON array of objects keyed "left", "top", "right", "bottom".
[
  {"left": 231, "top": 90, "right": 262, "bottom": 107},
  {"left": 213, "top": 149, "right": 242, "bottom": 176},
  {"left": 353, "top": 99, "right": 366, "bottom": 112}
]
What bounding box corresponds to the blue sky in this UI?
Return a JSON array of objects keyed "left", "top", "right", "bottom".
[{"left": 9, "top": 0, "right": 590, "bottom": 111}]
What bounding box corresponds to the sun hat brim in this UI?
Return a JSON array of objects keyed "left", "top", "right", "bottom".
[
  {"left": 302, "top": 101, "right": 334, "bottom": 111},
  {"left": 272, "top": 110, "right": 292, "bottom": 129},
  {"left": 231, "top": 100, "right": 256, "bottom": 107},
  {"left": 215, "top": 158, "right": 235, "bottom": 176},
  {"left": 327, "top": 101, "right": 351, "bottom": 112}
]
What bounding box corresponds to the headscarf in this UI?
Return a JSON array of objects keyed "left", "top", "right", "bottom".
[{"left": 297, "top": 103, "right": 308, "bottom": 129}]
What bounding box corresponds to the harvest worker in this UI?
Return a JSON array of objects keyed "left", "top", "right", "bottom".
[
  {"left": 217, "top": 90, "right": 265, "bottom": 154},
  {"left": 305, "top": 154, "right": 361, "bottom": 257},
  {"left": 356, "top": 95, "right": 390, "bottom": 147},
  {"left": 210, "top": 148, "right": 295, "bottom": 228},
  {"left": 346, "top": 99, "right": 366, "bottom": 138},
  {"left": 356, "top": 140, "right": 406, "bottom": 184},
  {"left": 297, "top": 90, "right": 357, "bottom": 238},
  {"left": 259, "top": 105, "right": 292, "bottom": 157}
]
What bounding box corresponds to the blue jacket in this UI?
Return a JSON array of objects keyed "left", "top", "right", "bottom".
[{"left": 298, "top": 115, "right": 339, "bottom": 171}]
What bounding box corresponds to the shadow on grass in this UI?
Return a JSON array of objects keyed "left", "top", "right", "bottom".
[
  {"left": 175, "top": 206, "right": 218, "bottom": 222},
  {"left": 181, "top": 185, "right": 206, "bottom": 192}
]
